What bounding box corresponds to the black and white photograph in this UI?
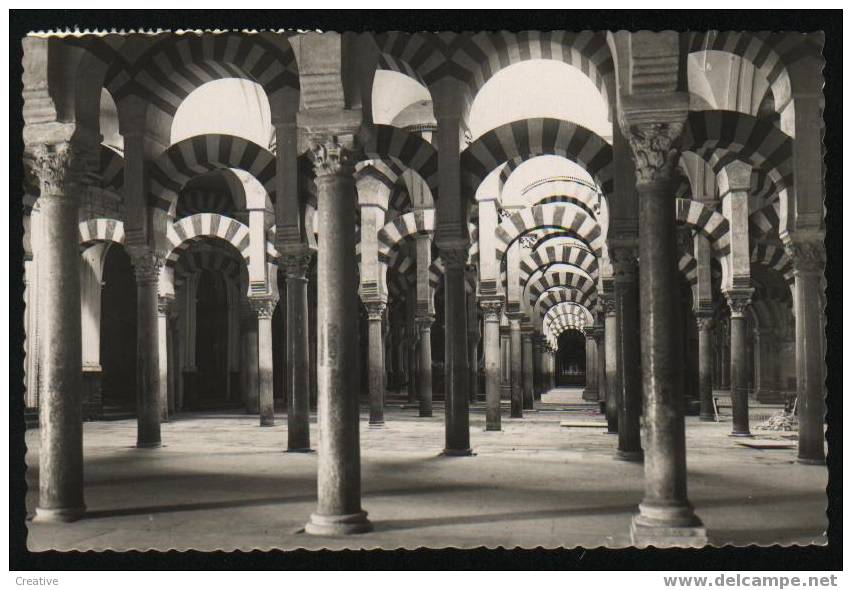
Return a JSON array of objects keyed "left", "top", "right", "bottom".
[{"left": 7, "top": 7, "right": 843, "bottom": 576}]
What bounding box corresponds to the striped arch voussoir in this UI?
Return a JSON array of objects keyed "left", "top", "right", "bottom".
[{"left": 149, "top": 134, "right": 276, "bottom": 213}]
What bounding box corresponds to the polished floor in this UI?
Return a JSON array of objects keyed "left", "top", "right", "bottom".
[{"left": 25, "top": 388, "right": 827, "bottom": 551}]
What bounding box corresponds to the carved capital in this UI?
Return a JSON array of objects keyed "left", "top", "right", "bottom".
[
  {"left": 282, "top": 251, "right": 312, "bottom": 281},
  {"left": 130, "top": 251, "right": 164, "bottom": 285},
  {"left": 582, "top": 326, "right": 597, "bottom": 340},
  {"left": 599, "top": 292, "right": 616, "bottom": 316},
  {"left": 157, "top": 295, "right": 174, "bottom": 316},
  {"left": 625, "top": 122, "right": 683, "bottom": 186},
  {"left": 415, "top": 314, "right": 435, "bottom": 331},
  {"left": 440, "top": 247, "right": 469, "bottom": 271},
  {"left": 783, "top": 239, "right": 826, "bottom": 276},
  {"left": 695, "top": 315, "right": 715, "bottom": 332},
  {"left": 30, "top": 142, "right": 83, "bottom": 198},
  {"left": 479, "top": 298, "right": 504, "bottom": 322},
  {"left": 611, "top": 245, "right": 639, "bottom": 284},
  {"left": 250, "top": 297, "right": 277, "bottom": 319},
  {"left": 725, "top": 289, "right": 754, "bottom": 318},
  {"left": 365, "top": 300, "right": 387, "bottom": 321},
  {"left": 311, "top": 135, "right": 357, "bottom": 178}
]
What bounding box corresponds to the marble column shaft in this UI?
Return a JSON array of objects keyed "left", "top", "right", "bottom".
[
  {"left": 305, "top": 137, "right": 370, "bottom": 534},
  {"left": 727, "top": 292, "right": 753, "bottom": 436},
  {"left": 242, "top": 310, "right": 260, "bottom": 414},
  {"left": 132, "top": 251, "right": 163, "bottom": 448},
  {"left": 613, "top": 246, "right": 642, "bottom": 460},
  {"left": 252, "top": 298, "right": 276, "bottom": 427},
  {"left": 366, "top": 301, "right": 387, "bottom": 427},
  {"left": 284, "top": 253, "right": 312, "bottom": 450},
  {"left": 480, "top": 300, "right": 503, "bottom": 430},
  {"left": 31, "top": 144, "right": 85, "bottom": 522},
  {"left": 157, "top": 296, "right": 172, "bottom": 422},
  {"left": 786, "top": 239, "right": 826, "bottom": 464},
  {"left": 603, "top": 303, "right": 619, "bottom": 433},
  {"left": 522, "top": 330, "right": 535, "bottom": 410},
  {"left": 441, "top": 248, "right": 472, "bottom": 455},
  {"left": 508, "top": 315, "right": 524, "bottom": 418},
  {"left": 630, "top": 119, "right": 704, "bottom": 542},
  {"left": 696, "top": 316, "right": 715, "bottom": 421},
  {"left": 416, "top": 316, "right": 434, "bottom": 418}
]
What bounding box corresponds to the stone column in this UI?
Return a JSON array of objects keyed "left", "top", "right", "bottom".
[
  {"left": 548, "top": 349, "right": 556, "bottom": 391},
  {"left": 595, "top": 323, "right": 607, "bottom": 416},
  {"left": 582, "top": 327, "right": 598, "bottom": 401},
  {"left": 532, "top": 335, "right": 545, "bottom": 400},
  {"left": 785, "top": 237, "right": 826, "bottom": 464},
  {"left": 441, "top": 247, "right": 472, "bottom": 455},
  {"left": 726, "top": 291, "right": 753, "bottom": 437},
  {"left": 251, "top": 297, "right": 277, "bottom": 427},
  {"left": 467, "top": 299, "right": 481, "bottom": 404},
  {"left": 416, "top": 315, "right": 434, "bottom": 418},
  {"left": 627, "top": 113, "right": 706, "bottom": 546},
  {"left": 521, "top": 328, "right": 535, "bottom": 410},
  {"left": 305, "top": 136, "right": 371, "bottom": 535},
  {"left": 365, "top": 300, "right": 387, "bottom": 427},
  {"left": 283, "top": 251, "right": 312, "bottom": 451},
  {"left": 31, "top": 143, "right": 85, "bottom": 523},
  {"left": 602, "top": 297, "right": 619, "bottom": 433},
  {"left": 696, "top": 315, "right": 715, "bottom": 421},
  {"left": 241, "top": 304, "right": 260, "bottom": 413},
  {"left": 130, "top": 249, "right": 164, "bottom": 449},
  {"left": 480, "top": 298, "right": 503, "bottom": 431},
  {"left": 157, "top": 295, "right": 173, "bottom": 422},
  {"left": 612, "top": 245, "right": 642, "bottom": 461},
  {"left": 507, "top": 313, "right": 524, "bottom": 418}
]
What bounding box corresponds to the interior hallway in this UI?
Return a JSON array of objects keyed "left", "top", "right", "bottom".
[{"left": 25, "top": 388, "right": 827, "bottom": 551}]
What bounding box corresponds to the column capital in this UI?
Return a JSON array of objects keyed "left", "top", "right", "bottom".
[
  {"left": 157, "top": 294, "right": 174, "bottom": 317},
  {"left": 281, "top": 249, "right": 313, "bottom": 281},
  {"left": 30, "top": 141, "right": 83, "bottom": 198},
  {"left": 725, "top": 288, "right": 754, "bottom": 318},
  {"left": 415, "top": 314, "right": 435, "bottom": 330},
  {"left": 600, "top": 291, "right": 616, "bottom": 316},
  {"left": 439, "top": 246, "right": 469, "bottom": 270},
  {"left": 624, "top": 121, "right": 684, "bottom": 187},
  {"left": 250, "top": 297, "right": 278, "bottom": 319},
  {"left": 479, "top": 297, "right": 504, "bottom": 321},
  {"left": 695, "top": 314, "right": 715, "bottom": 332},
  {"left": 129, "top": 249, "right": 164, "bottom": 285},
  {"left": 365, "top": 300, "right": 387, "bottom": 321},
  {"left": 582, "top": 326, "right": 597, "bottom": 340},
  {"left": 782, "top": 233, "right": 826, "bottom": 276},
  {"left": 611, "top": 243, "right": 639, "bottom": 284},
  {"left": 310, "top": 135, "right": 358, "bottom": 179}
]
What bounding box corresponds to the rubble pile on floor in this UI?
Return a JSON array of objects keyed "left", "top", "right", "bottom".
[{"left": 756, "top": 411, "right": 798, "bottom": 432}]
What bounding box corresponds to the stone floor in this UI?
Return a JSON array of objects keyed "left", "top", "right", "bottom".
[{"left": 24, "top": 388, "right": 827, "bottom": 551}]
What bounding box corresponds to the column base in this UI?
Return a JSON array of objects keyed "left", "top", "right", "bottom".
[
  {"left": 368, "top": 420, "right": 385, "bottom": 428},
  {"left": 797, "top": 456, "right": 826, "bottom": 466},
  {"left": 699, "top": 414, "right": 716, "bottom": 422},
  {"left": 441, "top": 448, "right": 474, "bottom": 457},
  {"left": 614, "top": 449, "right": 644, "bottom": 462},
  {"left": 33, "top": 505, "right": 86, "bottom": 524},
  {"left": 136, "top": 441, "right": 162, "bottom": 449},
  {"left": 485, "top": 424, "right": 501, "bottom": 432},
  {"left": 729, "top": 431, "right": 753, "bottom": 438},
  {"left": 285, "top": 447, "right": 315, "bottom": 453},
  {"left": 631, "top": 514, "right": 708, "bottom": 548},
  {"left": 305, "top": 511, "right": 373, "bottom": 536},
  {"left": 260, "top": 418, "right": 275, "bottom": 427},
  {"left": 582, "top": 389, "right": 599, "bottom": 402},
  {"left": 418, "top": 411, "right": 433, "bottom": 418}
]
